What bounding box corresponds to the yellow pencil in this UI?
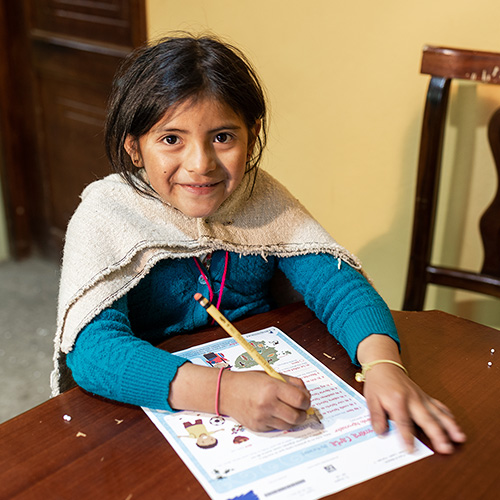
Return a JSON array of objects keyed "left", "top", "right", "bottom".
[{"left": 193, "top": 293, "right": 318, "bottom": 418}]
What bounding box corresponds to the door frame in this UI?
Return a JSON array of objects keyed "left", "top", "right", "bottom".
[
  {"left": 0, "top": 0, "right": 147, "bottom": 259},
  {"left": 0, "top": 0, "right": 37, "bottom": 258}
]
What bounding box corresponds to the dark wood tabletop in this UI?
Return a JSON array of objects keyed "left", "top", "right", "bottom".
[{"left": 1, "top": 303, "right": 499, "bottom": 500}]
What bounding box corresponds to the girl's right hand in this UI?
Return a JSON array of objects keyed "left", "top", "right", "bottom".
[{"left": 219, "top": 370, "right": 311, "bottom": 431}]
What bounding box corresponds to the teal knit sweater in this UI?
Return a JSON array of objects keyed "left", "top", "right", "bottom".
[{"left": 67, "top": 251, "right": 398, "bottom": 410}]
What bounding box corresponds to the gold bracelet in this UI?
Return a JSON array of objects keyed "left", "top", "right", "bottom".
[{"left": 355, "top": 359, "right": 408, "bottom": 383}]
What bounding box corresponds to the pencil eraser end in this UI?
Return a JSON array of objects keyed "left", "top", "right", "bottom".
[{"left": 194, "top": 292, "right": 202, "bottom": 301}]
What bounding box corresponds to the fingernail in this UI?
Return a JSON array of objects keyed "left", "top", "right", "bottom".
[
  {"left": 440, "top": 443, "right": 454, "bottom": 454},
  {"left": 374, "top": 424, "right": 388, "bottom": 435}
]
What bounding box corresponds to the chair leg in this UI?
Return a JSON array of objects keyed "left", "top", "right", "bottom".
[{"left": 403, "top": 76, "right": 451, "bottom": 310}]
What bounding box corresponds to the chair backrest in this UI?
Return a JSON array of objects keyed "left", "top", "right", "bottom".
[
  {"left": 403, "top": 46, "right": 500, "bottom": 311},
  {"left": 482, "top": 107, "right": 500, "bottom": 277}
]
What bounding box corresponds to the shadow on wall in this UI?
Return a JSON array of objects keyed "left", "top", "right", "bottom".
[{"left": 355, "top": 109, "right": 421, "bottom": 311}]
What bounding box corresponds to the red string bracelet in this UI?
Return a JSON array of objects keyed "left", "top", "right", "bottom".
[{"left": 215, "top": 367, "right": 229, "bottom": 417}]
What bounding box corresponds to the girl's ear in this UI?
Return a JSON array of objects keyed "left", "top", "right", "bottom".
[
  {"left": 247, "top": 120, "right": 262, "bottom": 156},
  {"left": 124, "top": 135, "right": 143, "bottom": 168}
]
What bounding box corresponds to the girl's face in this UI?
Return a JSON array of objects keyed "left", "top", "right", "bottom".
[{"left": 125, "top": 97, "right": 260, "bottom": 218}]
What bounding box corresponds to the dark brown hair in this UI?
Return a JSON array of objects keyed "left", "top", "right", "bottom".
[{"left": 105, "top": 33, "right": 268, "bottom": 195}]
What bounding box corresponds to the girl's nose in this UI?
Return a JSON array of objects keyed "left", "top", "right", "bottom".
[{"left": 186, "top": 142, "right": 217, "bottom": 174}]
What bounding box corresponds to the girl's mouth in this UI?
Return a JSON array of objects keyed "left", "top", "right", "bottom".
[{"left": 181, "top": 181, "right": 222, "bottom": 194}]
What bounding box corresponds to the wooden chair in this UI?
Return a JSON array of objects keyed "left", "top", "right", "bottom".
[{"left": 403, "top": 45, "right": 500, "bottom": 311}]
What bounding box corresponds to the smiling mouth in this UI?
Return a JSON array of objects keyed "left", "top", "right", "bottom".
[{"left": 181, "top": 181, "right": 222, "bottom": 193}]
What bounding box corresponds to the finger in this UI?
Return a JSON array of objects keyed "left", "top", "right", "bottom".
[
  {"left": 383, "top": 393, "right": 416, "bottom": 453},
  {"left": 255, "top": 406, "right": 307, "bottom": 432},
  {"left": 426, "top": 398, "right": 467, "bottom": 444},
  {"left": 277, "top": 377, "right": 311, "bottom": 411},
  {"left": 266, "top": 416, "right": 300, "bottom": 431},
  {"left": 428, "top": 397, "right": 454, "bottom": 418},
  {"left": 282, "top": 375, "right": 308, "bottom": 392},
  {"left": 410, "top": 400, "right": 456, "bottom": 454},
  {"left": 365, "top": 395, "right": 389, "bottom": 435},
  {"left": 251, "top": 385, "right": 309, "bottom": 430},
  {"left": 273, "top": 401, "right": 309, "bottom": 428}
]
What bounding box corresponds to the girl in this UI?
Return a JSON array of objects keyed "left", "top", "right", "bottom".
[{"left": 51, "top": 34, "right": 465, "bottom": 454}]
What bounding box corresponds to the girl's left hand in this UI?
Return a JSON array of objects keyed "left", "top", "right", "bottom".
[{"left": 362, "top": 363, "right": 467, "bottom": 454}]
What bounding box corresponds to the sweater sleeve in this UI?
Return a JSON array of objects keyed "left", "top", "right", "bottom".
[
  {"left": 278, "top": 253, "right": 399, "bottom": 364},
  {"left": 66, "top": 295, "right": 189, "bottom": 410}
]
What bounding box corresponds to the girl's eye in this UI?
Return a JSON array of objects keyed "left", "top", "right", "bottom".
[
  {"left": 214, "top": 132, "right": 232, "bottom": 144},
  {"left": 164, "top": 135, "right": 179, "bottom": 145}
]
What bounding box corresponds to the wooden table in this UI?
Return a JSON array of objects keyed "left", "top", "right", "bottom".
[{"left": 1, "top": 303, "right": 499, "bottom": 499}]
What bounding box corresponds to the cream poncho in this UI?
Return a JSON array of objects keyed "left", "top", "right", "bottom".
[{"left": 51, "top": 170, "right": 361, "bottom": 395}]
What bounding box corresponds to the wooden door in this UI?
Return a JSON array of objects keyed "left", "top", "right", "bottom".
[{"left": 0, "top": 0, "right": 146, "bottom": 258}]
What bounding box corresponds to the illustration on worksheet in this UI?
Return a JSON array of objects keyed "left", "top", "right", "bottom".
[
  {"left": 178, "top": 418, "right": 225, "bottom": 449},
  {"left": 200, "top": 338, "right": 291, "bottom": 371},
  {"left": 234, "top": 340, "right": 291, "bottom": 368},
  {"left": 203, "top": 352, "right": 231, "bottom": 368}
]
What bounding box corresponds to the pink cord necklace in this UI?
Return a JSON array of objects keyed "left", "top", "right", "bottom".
[{"left": 193, "top": 251, "right": 229, "bottom": 323}]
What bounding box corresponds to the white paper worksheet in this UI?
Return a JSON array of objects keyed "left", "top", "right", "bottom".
[{"left": 143, "top": 327, "right": 432, "bottom": 500}]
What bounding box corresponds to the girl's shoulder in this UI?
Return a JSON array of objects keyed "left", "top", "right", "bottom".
[
  {"left": 80, "top": 173, "right": 135, "bottom": 201},
  {"left": 72, "top": 173, "right": 163, "bottom": 226},
  {"left": 253, "top": 170, "right": 296, "bottom": 200}
]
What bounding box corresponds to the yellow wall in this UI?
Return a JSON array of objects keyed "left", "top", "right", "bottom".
[{"left": 146, "top": 0, "right": 500, "bottom": 328}]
